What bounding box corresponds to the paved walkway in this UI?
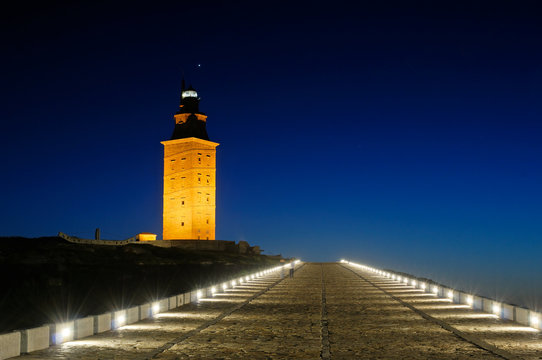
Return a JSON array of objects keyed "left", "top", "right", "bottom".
[{"left": 16, "top": 263, "right": 542, "bottom": 359}]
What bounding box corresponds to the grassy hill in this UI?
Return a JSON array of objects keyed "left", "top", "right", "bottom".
[{"left": 0, "top": 236, "right": 283, "bottom": 333}]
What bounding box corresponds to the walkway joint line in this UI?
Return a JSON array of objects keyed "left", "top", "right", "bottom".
[
  {"left": 320, "top": 264, "right": 331, "bottom": 360},
  {"left": 144, "top": 263, "right": 306, "bottom": 359},
  {"left": 340, "top": 264, "right": 523, "bottom": 360}
]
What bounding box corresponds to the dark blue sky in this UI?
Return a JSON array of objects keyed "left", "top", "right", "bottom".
[{"left": 2, "top": 1, "right": 541, "bottom": 307}]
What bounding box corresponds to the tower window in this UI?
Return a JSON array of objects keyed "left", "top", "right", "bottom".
[
  {"left": 170, "top": 177, "right": 175, "bottom": 180},
  {"left": 206, "top": 155, "right": 211, "bottom": 158},
  {"left": 181, "top": 158, "right": 186, "bottom": 160},
  {"left": 181, "top": 200, "right": 185, "bottom": 205},
  {"left": 181, "top": 222, "right": 184, "bottom": 226},
  {"left": 170, "top": 159, "right": 176, "bottom": 162},
  {"left": 206, "top": 219, "right": 209, "bottom": 224}
]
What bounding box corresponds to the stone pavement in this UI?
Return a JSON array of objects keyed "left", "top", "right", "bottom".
[{"left": 15, "top": 263, "right": 542, "bottom": 359}]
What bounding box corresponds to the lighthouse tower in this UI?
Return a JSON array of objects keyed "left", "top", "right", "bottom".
[{"left": 161, "top": 82, "right": 219, "bottom": 240}]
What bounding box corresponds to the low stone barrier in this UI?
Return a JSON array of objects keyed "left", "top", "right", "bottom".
[
  {"left": 126, "top": 306, "right": 139, "bottom": 325},
  {"left": 0, "top": 261, "right": 298, "bottom": 359},
  {"left": 21, "top": 325, "right": 49, "bottom": 353},
  {"left": 168, "top": 296, "right": 177, "bottom": 310},
  {"left": 74, "top": 317, "right": 94, "bottom": 339},
  {"left": 0, "top": 332, "right": 20, "bottom": 360},
  {"left": 342, "top": 260, "right": 542, "bottom": 331},
  {"left": 94, "top": 313, "right": 111, "bottom": 333},
  {"left": 139, "top": 304, "right": 151, "bottom": 320}
]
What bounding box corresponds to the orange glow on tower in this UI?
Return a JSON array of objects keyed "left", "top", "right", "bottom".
[{"left": 161, "top": 82, "right": 219, "bottom": 240}]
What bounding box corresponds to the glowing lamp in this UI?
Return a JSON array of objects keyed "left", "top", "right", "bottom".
[
  {"left": 55, "top": 326, "right": 72, "bottom": 344},
  {"left": 432, "top": 286, "right": 439, "bottom": 294},
  {"left": 152, "top": 303, "right": 160, "bottom": 314},
  {"left": 531, "top": 315, "right": 540, "bottom": 327},
  {"left": 211, "top": 287, "right": 216, "bottom": 294},
  {"left": 116, "top": 314, "right": 126, "bottom": 328},
  {"left": 421, "top": 283, "right": 426, "bottom": 290},
  {"left": 222, "top": 283, "right": 228, "bottom": 290},
  {"left": 492, "top": 303, "right": 501, "bottom": 315},
  {"left": 447, "top": 291, "right": 454, "bottom": 299},
  {"left": 197, "top": 290, "right": 202, "bottom": 299},
  {"left": 466, "top": 296, "right": 473, "bottom": 306}
]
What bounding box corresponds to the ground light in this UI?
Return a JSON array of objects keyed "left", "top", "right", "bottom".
[
  {"left": 55, "top": 325, "right": 73, "bottom": 344},
  {"left": 531, "top": 315, "right": 540, "bottom": 328}
]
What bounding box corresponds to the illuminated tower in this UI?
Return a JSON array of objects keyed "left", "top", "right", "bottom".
[{"left": 161, "top": 82, "right": 219, "bottom": 240}]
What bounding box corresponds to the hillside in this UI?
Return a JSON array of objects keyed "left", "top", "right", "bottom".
[{"left": 0, "top": 236, "right": 283, "bottom": 332}]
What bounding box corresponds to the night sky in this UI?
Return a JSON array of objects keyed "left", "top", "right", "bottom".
[{"left": 2, "top": 1, "right": 542, "bottom": 308}]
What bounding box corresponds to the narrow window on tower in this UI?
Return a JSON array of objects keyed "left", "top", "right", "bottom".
[
  {"left": 181, "top": 222, "right": 184, "bottom": 226},
  {"left": 198, "top": 173, "right": 201, "bottom": 183},
  {"left": 206, "top": 175, "right": 210, "bottom": 184},
  {"left": 206, "top": 219, "right": 209, "bottom": 224},
  {"left": 198, "top": 153, "right": 202, "bottom": 163},
  {"left": 170, "top": 177, "right": 175, "bottom": 180}
]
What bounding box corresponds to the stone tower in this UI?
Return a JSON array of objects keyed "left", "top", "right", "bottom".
[{"left": 161, "top": 82, "right": 219, "bottom": 240}]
